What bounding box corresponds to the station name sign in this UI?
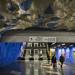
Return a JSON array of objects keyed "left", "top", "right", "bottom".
[{"left": 29, "top": 36, "right": 56, "bottom": 42}]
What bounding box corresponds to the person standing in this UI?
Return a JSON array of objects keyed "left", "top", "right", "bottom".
[
  {"left": 46, "top": 50, "right": 50, "bottom": 64},
  {"left": 51, "top": 54, "right": 57, "bottom": 68},
  {"left": 59, "top": 54, "right": 65, "bottom": 68}
]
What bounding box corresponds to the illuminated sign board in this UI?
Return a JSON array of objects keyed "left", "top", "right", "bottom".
[{"left": 29, "top": 36, "right": 56, "bottom": 42}]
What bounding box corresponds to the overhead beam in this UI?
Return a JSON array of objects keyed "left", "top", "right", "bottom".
[{"left": 1, "top": 29, "right": 75, "bottom": 42}]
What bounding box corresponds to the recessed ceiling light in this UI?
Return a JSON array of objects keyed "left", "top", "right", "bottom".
[
  {"left": 52, "top": 43, "right": 56, "bottom": 45},
  {"left": 62, "top": 43, "right": 65, "bottom": 45},
  {"left": 58, "top": 45, "right": 61, "bottom": 47},
  {"left": 54, "top": 47, "right": 56, "bottom": 48},
  {"left": 70, "top": 44, "right": 73, "bottom": 46}
]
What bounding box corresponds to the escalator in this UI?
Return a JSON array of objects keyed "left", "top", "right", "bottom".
[{"left": 24, "top": 42, "right": 48, "bottom": 61}]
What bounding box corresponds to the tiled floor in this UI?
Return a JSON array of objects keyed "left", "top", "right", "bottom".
[{"left": 0, "top": 60, "right": 75, "bottom": 75}]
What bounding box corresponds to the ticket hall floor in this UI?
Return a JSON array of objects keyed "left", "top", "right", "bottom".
[{"left": 0, "top": 60, "right": 75, "bottom": 75}]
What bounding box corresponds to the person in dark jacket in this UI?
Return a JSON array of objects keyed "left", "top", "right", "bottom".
[
  {"left": 51, "top": 54, "right": 57, "bottom": 68},
  {"left": 59, "top": 54, "right": 65, "bottom": 68},
  {"left": 46, "top": 50, "right": 50, "bottom": 64}
]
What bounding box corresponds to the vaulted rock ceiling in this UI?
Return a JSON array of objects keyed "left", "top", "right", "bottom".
[{"left": 0, "top": 0, "right": 75, "bottom": 31}]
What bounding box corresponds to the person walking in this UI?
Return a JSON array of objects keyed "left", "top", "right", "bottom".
[
  {"left": 51, "top": 54, "right": 57, "bottom": 69},
  {"left": 59, "top": 54, "right": 65, "bottom": 68}
]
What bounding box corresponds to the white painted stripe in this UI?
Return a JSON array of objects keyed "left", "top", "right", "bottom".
[
  {"left": 46, "top": 71, "right": 61, "bottom": 75},
  {"left": 10, "top": 71, "right": 21, "bottom": 75}
]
